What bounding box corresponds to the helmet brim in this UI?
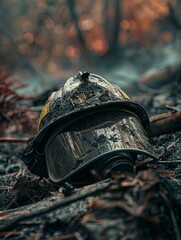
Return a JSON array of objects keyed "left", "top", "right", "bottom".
[
  {"left": 34, "top": 100, "right": 149, "bottom": 153},
  {"left": 48, "top": 149, "right": 158, "bottom": 184}
]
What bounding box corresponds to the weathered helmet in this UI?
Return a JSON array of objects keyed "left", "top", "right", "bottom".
[{"left": 22, "top": 72, "right": 157, "bottom": 184}]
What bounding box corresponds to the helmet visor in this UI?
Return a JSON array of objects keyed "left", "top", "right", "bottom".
[{"left": 45, "top": 110, "right": 153, "bottom": 182}]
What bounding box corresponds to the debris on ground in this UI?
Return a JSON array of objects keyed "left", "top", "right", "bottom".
[{"left": 0, "top": 70, "right": 181, "bottom": 239}]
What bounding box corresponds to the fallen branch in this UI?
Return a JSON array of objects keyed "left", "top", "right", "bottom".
[
  {"left": 0, "top": 181, "right": 111, "bottom": 232},
  {"left": 155, "top": 160, "right": 181, "bottom": 164},
  {"left": 0, "top": 137, "right": 28, "bottom": 143},
  {"left": 148, "top": 110, "right": 181, "bottom": 137},
  {"left": 139, "top": 59, "right": 181, "bottom": 89},
  {"left": 0, "top": 231, "right": 22, "bottom": 238}
]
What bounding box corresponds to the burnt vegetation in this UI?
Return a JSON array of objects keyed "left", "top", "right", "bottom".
[
  {"left": 0, "top": 0, "right": 181, "bottom": 239},
  {"left": 0, "top": 71, "right": 38, "bottom": 137},
  {"left": 0, "top": 65, "right": 181, "bottom": 239}
]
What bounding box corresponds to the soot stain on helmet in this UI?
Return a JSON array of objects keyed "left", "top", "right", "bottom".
[
  {"left": 22, "top": 72, "right": 158, "bottom": 183},
  {"left": 95, "top": 134, "right": 107, "bottom": 144},
  {"left": 67, "top": 82, "right": 115, "bottom": 109}
]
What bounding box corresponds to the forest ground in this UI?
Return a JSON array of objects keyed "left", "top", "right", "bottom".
[{"left": 0, "top": 64, "right": 181, "bottom": 240}]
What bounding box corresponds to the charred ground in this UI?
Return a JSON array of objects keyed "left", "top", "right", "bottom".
[{"left": 0, "top": 75, "right": 181, "bottom": 240}]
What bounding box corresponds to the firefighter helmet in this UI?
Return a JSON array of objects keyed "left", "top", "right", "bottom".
[{"left": 22, "top": 72, "right": 157, "bottom": 183}]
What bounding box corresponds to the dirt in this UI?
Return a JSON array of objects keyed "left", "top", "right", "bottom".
[{"left": 0, "top": 76, "right": 181, "bottom": 239}]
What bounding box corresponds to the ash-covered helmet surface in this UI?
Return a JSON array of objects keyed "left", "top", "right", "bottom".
[{"left": 22, "top": 71, "right": 158, "bottom": 184}]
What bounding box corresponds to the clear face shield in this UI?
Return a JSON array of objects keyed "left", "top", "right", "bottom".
[{"left": 45, "top": 110, "right": 155, "bottom": 183}]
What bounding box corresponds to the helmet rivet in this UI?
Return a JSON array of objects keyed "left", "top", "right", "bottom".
[
  {"left": 76, "top": 71, "right": 90, "bottom": 82},
  {"left": 81, "top": 72, "right": 90, "bottom": 81}
]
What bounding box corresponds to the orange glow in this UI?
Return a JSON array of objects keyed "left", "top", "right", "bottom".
[
  {"left": 121, "top": 0, "right": 171, "bottom": 46},
  {"left": 24, "top": 32, "right": 34, "bottom": 44},
  {"left": 0, "top": 0, "right": 173, "bottom": 74},
  {"left": 65, "top": 46, "right": 81, "bottom": 58},
  {"left": 89, "top": 39, "right": 108, "bottom": 55}
]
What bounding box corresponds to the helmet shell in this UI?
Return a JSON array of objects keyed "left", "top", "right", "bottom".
[
  {"left": 22, "top": 72, "right": 151, "bottom": 178},
  {"left": 36, "top": 72, "right": 149, "bottom": 147}
]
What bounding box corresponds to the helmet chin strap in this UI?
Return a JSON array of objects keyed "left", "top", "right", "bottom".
[{"left": 92, "top": 153, "right": 134, "bottom": 179}]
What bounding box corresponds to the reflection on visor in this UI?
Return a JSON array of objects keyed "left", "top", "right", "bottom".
[{"left": 46, "top": 111, "right": 153, "bottom": 182}]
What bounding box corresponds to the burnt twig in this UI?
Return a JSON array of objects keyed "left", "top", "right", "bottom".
[
  {"left": 148, "top": 110, "right": 181, "bottom": 137},
  {"left": 0, "top": 137, "right": 28, "bottom": 143},
  {"left": 156, "top": 160, "right": 181, "bottom": 164},
  {"left": 0, "top": 181, "right": 111, "bottom": 232}
]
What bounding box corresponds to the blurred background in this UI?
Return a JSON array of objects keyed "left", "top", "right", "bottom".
[{"left": 0, "top": 0, "right": 180, "bottom": 95}]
